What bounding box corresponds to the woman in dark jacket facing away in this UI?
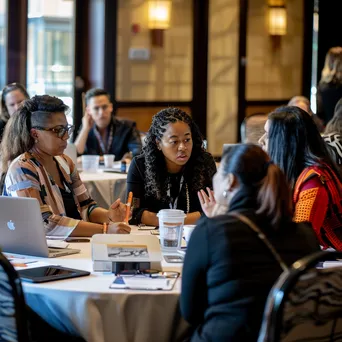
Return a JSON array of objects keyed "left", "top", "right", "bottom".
[{"left": 180, "top": 144, "right": 320, "bottom": 342}]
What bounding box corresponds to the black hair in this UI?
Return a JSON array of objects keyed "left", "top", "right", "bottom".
[
  {"left": 84, "top": 88, "right": 110, "bottom": 105},
  {"left": 267, "top": 106, "right": 342, "bottom": 187}
]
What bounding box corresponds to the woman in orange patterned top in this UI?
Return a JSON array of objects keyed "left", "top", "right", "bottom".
[
  {"left": 0, "top": 95, "right": 131, "bottom": 237},
  {"left": 259, "top": 106, "right": 342, "bottom": 250}
]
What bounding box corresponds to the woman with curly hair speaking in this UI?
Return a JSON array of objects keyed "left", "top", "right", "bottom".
[{"left": 127, "top": 108, "right": 216, "bottom": 226}]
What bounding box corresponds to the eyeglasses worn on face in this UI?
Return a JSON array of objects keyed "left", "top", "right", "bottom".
[{"left": 32, "top": 124, "right": 75, "bottom": 138}]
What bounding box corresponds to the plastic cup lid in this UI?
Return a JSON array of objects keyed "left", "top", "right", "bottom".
[{"left": 157, "top": 209, "right": 186, "bottom": 218}]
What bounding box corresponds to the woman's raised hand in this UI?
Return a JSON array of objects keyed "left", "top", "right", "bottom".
[{"left": 198, "top": 187, "right": 216, "bottom": 218}]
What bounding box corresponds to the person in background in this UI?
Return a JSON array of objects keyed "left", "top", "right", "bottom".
[
  {"left": 317, "top": 46, "right": 342, "bottom": 125},
  {"left": 323, "top": 97, "right": 342, "bottom": 165},
  {"left": 127, "top": 107, "right": 216, "bottom": 226},
  {"left": 1, "top": 95, "right": 130, "bottom": 237},
  {"left": 259, "top": 106, "right": 342, "bottom": 250},
  {"left": 240, "top": 112, "right": 268, "bottom": 144},
  {"left": 0, "top": 82, "right": 29, "bottom": 140},
  {"left": 288, "top": 95, "right": 324, "bottom": 132},
  {"left": 181, "top": 144, "right": 320, "bottom": 342},
  {"left": 74, "top": 88, "right": 142, "bottom": 161}
]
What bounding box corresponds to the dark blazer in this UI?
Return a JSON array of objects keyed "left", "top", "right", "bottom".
[
  {"left": 83, "top": 117, "right": 142, "bottom": 160},
  {"left": 127, "top": 152, "right": 217, "bottom": 224},
  {"left": 180, "top": 188, "right": 320, "bottom": 342},
  {"left": 317, "top": 82, "right": 342, "bottom": 125}
]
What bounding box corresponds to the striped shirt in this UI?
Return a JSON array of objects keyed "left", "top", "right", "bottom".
[{"left": 3, "top": 152, "right": 97, "bottom": 236}]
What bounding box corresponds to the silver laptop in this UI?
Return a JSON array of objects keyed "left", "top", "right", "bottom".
[{"left": 0, "top": 197, "right": 80, "bottom": 258}]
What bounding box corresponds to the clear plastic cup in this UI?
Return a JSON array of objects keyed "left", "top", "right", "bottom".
[
  {"left": 104, "top": 154, "right": 115, "bottom": 168},
  {"left": 183, "top": 225, "right": 196, "bottom": 244},
  {"left": 81, "top": 155, "right": 100, "bottom": 172},
  {"left": 157, "top": 209, "right": 186, "bottom": 252}
]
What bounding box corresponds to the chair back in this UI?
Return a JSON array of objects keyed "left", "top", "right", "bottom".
[
  {"left": 0, "top": 252, "right": 30, "bottom": 342},
  {"left": 258, "top": 251, "right": 342, "bottom": 342}
]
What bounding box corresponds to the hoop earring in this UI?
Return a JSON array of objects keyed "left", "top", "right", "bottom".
[{"left": 223, "top": 190, "right": 228, "bottom": 198}]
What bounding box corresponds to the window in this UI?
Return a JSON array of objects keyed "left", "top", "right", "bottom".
[
  {"left": 0, "top": 0, "right": 7, "bottom": 89},
  {"left": 27, "top": 0, "right": 74, "bottom": 123}
]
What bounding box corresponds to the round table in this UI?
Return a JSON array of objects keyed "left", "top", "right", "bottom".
[
  {"left": 22, "top": 228, "right": 189, "bottom": 342},
  {"left": 80, "top": 169, "right": 127, "bottom": 207}
]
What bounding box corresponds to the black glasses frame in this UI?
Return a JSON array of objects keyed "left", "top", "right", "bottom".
[{"left": 32, "top": 124, "right": 75, "bottom": 138}]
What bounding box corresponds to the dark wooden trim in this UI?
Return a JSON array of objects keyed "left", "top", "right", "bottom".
[
  {"left": 192, "top": 0, "right": 209, "bottom": 137},
  {"left": 6, "top": 0, "right": 28, "bottom": 85},
  {"left": 103, "top": 0, "right": 118, "bottom": 104},
  {"left": 73, "top": 0, "right": 90, "bottom": 139},
  {"left": 301, "top": 0, "right": 314, "bottom": 98},
  {"left": 237, "top": 0, "right": 248, "bottom": 141},
  {"left": 115, "top": 101, "right": 192, "bottom": 109},
  {"left": 246, "top": 99, "right": 290, "bottom": 106}
]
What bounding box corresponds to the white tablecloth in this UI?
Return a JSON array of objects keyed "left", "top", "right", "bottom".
[
  {"left": 80, "top": 170, "right": 127, "bottom": 208},
  {"left": 22, "top": 228, "right": 189, "bottom": 342}
]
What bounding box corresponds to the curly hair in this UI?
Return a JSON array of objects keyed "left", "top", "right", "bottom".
[{"left": 143, "top": 107, "right": 210, "bottom": 200}]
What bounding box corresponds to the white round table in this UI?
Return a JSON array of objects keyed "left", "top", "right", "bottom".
[
  {"left": 22, "top": 228, "right": 189, "bottom": 342},
  {"left": 80, "top": 169, "right": 127, "bottom": 207}
]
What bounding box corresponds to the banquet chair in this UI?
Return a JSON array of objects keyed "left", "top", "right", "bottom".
[
  {"left": 0, "top": 251, "right": 30, "bottom": 342},
  {"left": 258, "top": 250, "right": 342, "bottom": 342}
]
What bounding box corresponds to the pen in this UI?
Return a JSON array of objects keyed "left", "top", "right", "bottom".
[
  {"left": 125, "top": 191, "right": 133, "bottom": 224},
  {"left": 103, "top": 222, "right": 108, "bottom": 234}
]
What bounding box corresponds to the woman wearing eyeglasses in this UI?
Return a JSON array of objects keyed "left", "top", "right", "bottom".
[
  {"left": 0, "top": 83, "right": 30, "bottom": 140},
  {"left": 0, "top": 95, "right": 130, "bottom": 236}
]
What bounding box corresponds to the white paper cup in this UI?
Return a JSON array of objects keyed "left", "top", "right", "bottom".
[
  {"left": 183, "top": 225, "right": 196, "bottom": 244},
  {"left": 81, "top": 155, "right": 99, "bottom": 172},
  {"left": 104, "top": 154, "right": 115, "bottom": 168},
  {"left": 157, "top": 209, "right": 186, "bottom": 252}
]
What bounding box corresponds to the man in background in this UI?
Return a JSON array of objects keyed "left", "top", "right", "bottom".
[{"left": 75, "top": 88, "right": 142, "bottom": 160}]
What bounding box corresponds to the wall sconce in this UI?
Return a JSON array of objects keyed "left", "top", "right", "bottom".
[
  {"left": 268, "top": 0, "right": 287, "bottom": 36},
  {"left": 148, "top": 0, "right": 172, "bottom": 47}
]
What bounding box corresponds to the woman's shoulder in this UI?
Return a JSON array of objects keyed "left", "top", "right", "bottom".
[
  {"left": 198, "top": 151, "right": 215, "bottom": 163},
  {"left": 196, "top": 213, "right": 247, "bottom": 233},
  {"left": 7, "top": 152, "right": 39, "bottom": 176},
  {"left": 131, "top": 154, "right": 146, "bottom": 169}
]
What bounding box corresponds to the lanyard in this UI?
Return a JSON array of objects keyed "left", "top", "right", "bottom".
[
  {"left": 94, "top": 124, "right": 114, "bottom": 155},
  {"left": 167, "top": 175, "right": 184, "bottom": 210}
]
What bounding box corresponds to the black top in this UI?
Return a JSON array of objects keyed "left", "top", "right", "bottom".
[
  {"left": 127, "top": 152, "right": 217, "bottom": 224},
  {"left": 82, "top": 117, "right": 142, "bottom": 160},
  {"left": 317, "top": 82, "right": 342, "bottom": 124},
  {"left": 0, "top": 118, "right": 7, "bottom": 141},
  {"left": 59, "top": 186, "right": 82, "bottom": 220},
  {"left": 180, "top": 188, "right": 320, "bottom": 342}
]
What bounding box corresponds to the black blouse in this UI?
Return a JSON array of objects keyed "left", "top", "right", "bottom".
[
  {"left": 59, "top": 186, "right": 82, "bottom": 220},
  {"left": 127, "top": 152, "right": 217, "bottom": 224}
]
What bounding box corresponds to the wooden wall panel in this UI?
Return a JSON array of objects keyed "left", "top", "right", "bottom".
[{"left": 116, "top": 106, "right": 192, "bottom": 132}]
